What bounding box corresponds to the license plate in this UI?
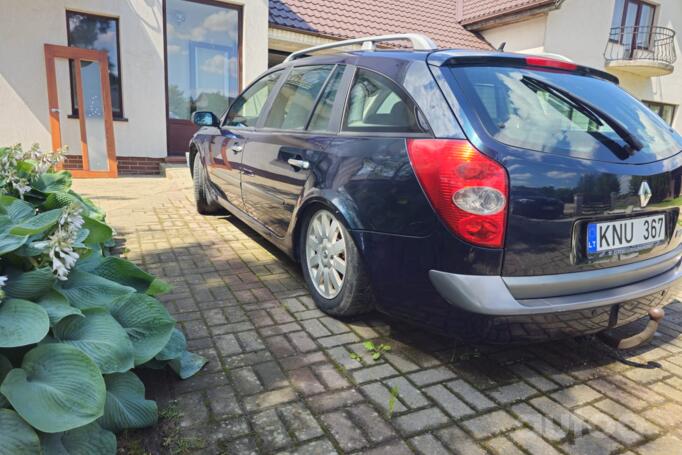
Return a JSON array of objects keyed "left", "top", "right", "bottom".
[{"left": 587, "top": 214, "right": 665, "bottom": 254}]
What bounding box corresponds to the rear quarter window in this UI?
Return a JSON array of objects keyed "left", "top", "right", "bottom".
[{"left": 343, "top": 69, "right": 422, "bottom": 133}]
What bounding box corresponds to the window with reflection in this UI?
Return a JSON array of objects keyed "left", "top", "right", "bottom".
[
  {"left": 67, "top": 11, "right": 123, "bottom": 118},
  {"left": 165, "top": 0, "right": 240, "bottom": 121}
]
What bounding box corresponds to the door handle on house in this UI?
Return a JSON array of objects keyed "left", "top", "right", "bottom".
[
  {"left": 230, "top": 143, "right": 244, "bottom": 153},
  {"left": 287, "top": 158, "right": 310, "bottom": 170}
]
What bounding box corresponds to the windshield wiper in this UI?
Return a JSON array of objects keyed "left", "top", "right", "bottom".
[{"left": 522, "top": 76, "right": 644, "bottom": 152}]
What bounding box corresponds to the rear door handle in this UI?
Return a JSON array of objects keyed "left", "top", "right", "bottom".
[{"left": 287, "top": 158, "right": 310, "bottom": 170}]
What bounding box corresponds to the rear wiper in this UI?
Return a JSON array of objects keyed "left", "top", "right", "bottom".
[{"left": 522, "top": 76, "right": 644, "bottom": 152}]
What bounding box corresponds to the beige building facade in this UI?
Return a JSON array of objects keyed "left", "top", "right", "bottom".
[{"left": 0, "top": 0, "right": 268, "bottom": 173}]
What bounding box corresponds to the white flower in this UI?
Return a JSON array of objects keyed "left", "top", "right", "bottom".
[{"left": 42, "top": 204, "right": 84, "bottom": 281}]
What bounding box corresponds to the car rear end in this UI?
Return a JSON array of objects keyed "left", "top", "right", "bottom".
[{"left": 409, "top": 51, "right": 682, "bottom": 342}]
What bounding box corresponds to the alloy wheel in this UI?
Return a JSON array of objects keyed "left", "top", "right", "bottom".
[{"left": 305, "top": 210, "right": 347, "bottom": 299}]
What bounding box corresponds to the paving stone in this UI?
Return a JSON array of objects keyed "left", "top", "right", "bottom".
[
  {"left": 244, "top": 387, "right": 297, "bottom": 412},
  {"left": 593, "top": 398, "right": 660, "bottom": 437},
  {"left": 461, "top": 410, "right": 522, "bottom": 439},
  {"left": 484, "top": 436, "right": 525, "bottom": 455},
  {"left": 362, "top": 382, "right": 408, "bottom": 415},
  {"left": 407, "top": 366, "right": 456, "bottom": 386},
  {"left": 410, "top": 433, "right": 450, "bottom": 455},
  {"left": 318, "top": 332, "right": 360, "bottom": 348},
  {"left": 265, "top": 335, "right": 297, "bottom": 358},
  {"left": 307, "top": 389, "right": 364, "bottom": 413},
  {"left": 509, "top": 428, "right": 562, "bottom": 455},
  {"left": 530, "top": 396, "right": 591, "bottom": 435},
  {"left": 383, "top": 352, "right": 420, "bottom": 373},
  {"left": 587, "top": 378, "right": 649, "bottom": 411},
  {"left": 361, "top": 440, "right": 413, "bottom": 455},
  {"left": 313, "top": 363, "right": 350, "bottom": 390},
  {"left": 276, "top": 438, "right": 338, "bottom": 455},
  {"left": 279, "top": 402, "right": 324, "bottom": 442},
  {"left": 251, "top": 409, "right": 293, "bottom": 451},
  {"left": 205, "top": 416, "right": 251, "bottom": 443},
  {"left": 220, "top": 436, "right": 258, "bottom": 455},
  {"left": 550, "top": 384, "right": 601, "bottom": 408},
  {"left": 642, "top": 402, "right": 682, "bottom": 428},
  {"left": 346, "top": 403, "right": 396, "bottom": 443},
  {"left": 436, "top": 425, "right": 487, "bottom": 455},
  {"left": 279, "top": 351, "right": 326, "bottom": 370},
  {"left": 288, "top": 331, "right": 318, "bottom": 353},
  {"left": 237, "top": 330, "right": 266, "bottom": 352},
  {"left": 575, "top": 405, "right": 643, "bottom": 445},
  {"left": 206, "top": 385, "right": 242, "bottom": 419},
  {"left": 424, "top": 384, "right": 475, "bottom": 419},
  {"left": 446, "top": 379, "right": 496, "bottom": 411},
  {"left": 321, "top": 411, "right": 369, "bottom": 451},
  {"left": 511, "top": 402, "right": 566, "bottom": 442},
  {"left": 560, "top": 430, "right": 622, "bottom": 455},
  {"left": 214, "top": 333, "right": 242, "bottom": 357},
  {"left": 319, "top": 316, "right": 350, "bottom": 334},
  {"left": 393, "top": 407, "right": 450, "bottom": 435},
  {"left": 509, "top": 364, "right": 559, "bottom": 392},
  {"left": 231, "top": 367, "right": 264, "bottom": 396},
  {"left": 488, "top": 381, "right": 537, "bottom": 404},
  {"left": 637, "top": 435, "right": 682, "bottom": 455},
  {"left": 177, "top": 391, "right": 209, "bottom": 428},
  {"left": 384, "top": 376, "right": 430, "bottom": 409},
  {"left": 300, "top": 318, "right": 332, "bottom": 338},
  {"left": 253, "top": 361, "right": 288, "bottom": 390},
  {"left": 288, "top": 367, "right": 326, "bottom": 396}
]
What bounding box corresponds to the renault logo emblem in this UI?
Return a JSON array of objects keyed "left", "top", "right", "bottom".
[{"left": 639, "top": 181, "right": 652, "bottom": 207}]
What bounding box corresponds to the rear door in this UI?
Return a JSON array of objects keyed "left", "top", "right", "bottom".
[
  {"left": 240, "top": 64, "right": 345, "bottom": 236},
  {"left": 435, "top": 57, "right": 682, "bottom": 276},
  {"left": 208, "top": 70, "right": 283, "bottom": 209}
]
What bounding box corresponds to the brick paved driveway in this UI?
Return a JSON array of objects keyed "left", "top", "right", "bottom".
[{"left": 74, "top": 169, "right": 682, "bottom": 455}]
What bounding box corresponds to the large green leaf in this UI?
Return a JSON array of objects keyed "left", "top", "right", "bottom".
[
  {"left": 0, "top": 344, "right": 106, "bottom": 433},
  {"left": 10, "top": 208, "right": 62, "bottom": 236},
  {"left": 37, "top": 290, "right": 83, "bottom": 326},
  {"left": 0, "top": 299, "right": 50, "bottom": 348},
  {"left": 53, "top": 309, "right": 134, "bottom": 374},
  {"left": 32, "top": 171, "right": 72, "bottom": 194},
  {"left": 83, "top": 216, "right": 112, "bottom": 244},
  {"left": 5, "top": 267, "right": 56, "bottom": 300},
  {"left": 0, "top": 354, "right": 12, "bottom": 408},
  {"left": 56, "top": 269, "right": 135, "bottom": 310},
  {"left": 0, "top": 409, "right": 41, "bottom": 455},
  {"left": 98, "top": 372, "right": 157, "bottom": 432},
  {"left": 169, "top": 351, "right": 208, "bottom": 380},
  {"left": 109, "top": 293, "right": 175, "bottom": 365},
  {"left": 91, "top": 256, "right": 171, "bottom": 296},
  {"left": 156, "top": 328, "right": 187, "bottom": 361},
  {"left": 0, "top": 232, "right": 28, "bottom": 255},
  {"left": 39, "top": 422, "right": 115, "bottom": 455},
  {"left": 0, "top": 196, "right": 34, "bottom": 223}
]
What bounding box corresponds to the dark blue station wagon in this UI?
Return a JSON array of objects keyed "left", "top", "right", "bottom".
[{"left": 189, "top": 34, "right": 682, "bottom": 344}]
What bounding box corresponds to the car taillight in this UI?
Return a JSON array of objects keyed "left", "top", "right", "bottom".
[{"left": 406, "top": 139, "right": 508, "bottom": 248}]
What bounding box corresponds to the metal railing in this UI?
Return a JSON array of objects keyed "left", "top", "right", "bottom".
[{"left": 604, "top": 25, "right": 676, "bottom": 65}]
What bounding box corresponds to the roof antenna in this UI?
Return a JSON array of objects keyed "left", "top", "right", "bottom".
[{"left": 497, "top": 42, "right": 507, "bottom": 52}]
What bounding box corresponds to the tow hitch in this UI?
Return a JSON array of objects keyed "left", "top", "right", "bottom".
[{"left": 598, "top": 307, "right": 665, "bottom": 350}]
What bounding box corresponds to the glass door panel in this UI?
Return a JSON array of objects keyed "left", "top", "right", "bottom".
[
  {"left": 165, "top": 0, "right": 241, "bottom": 155},
  {"left": 80, "top": 60, "right": 109, "bottom": 171}
]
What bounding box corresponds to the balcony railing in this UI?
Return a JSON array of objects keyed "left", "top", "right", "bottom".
[{"left": 604, "top": 25, "right": 677, "bottom": 66}]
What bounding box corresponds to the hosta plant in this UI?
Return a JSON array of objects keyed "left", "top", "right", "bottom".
[{"left": 0, "top": 144, "right": 206, "bottom": 454}]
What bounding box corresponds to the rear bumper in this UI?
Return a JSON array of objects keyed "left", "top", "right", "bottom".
[{"left": 429, "top": 244, "right": 682, "bottom": 317}]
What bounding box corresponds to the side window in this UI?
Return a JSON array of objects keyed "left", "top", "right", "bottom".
[
  {"left": 308, "top": 66, "right": 344, "bottom": 131},
  {"left": 264, "top": 65, "right": 333, "bottom": 130},
  {"left": 343, "top": 69, "right": 421, "bottom": 133},
  {"left": 225, "top": 71, "right": 282, "bottom": 127}
]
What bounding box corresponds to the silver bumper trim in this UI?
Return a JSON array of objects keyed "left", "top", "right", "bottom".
[{"left": 429, "top": 254, "right": 682, "bottom": 316}]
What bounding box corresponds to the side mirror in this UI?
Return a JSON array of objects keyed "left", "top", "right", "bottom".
[{"left": 191, "top": 111, "right": 219, "bottom": 127}]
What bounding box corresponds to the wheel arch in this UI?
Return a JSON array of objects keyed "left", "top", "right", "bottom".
[{"left": 290, "top": 194, "right": 362, "bottom": 263}]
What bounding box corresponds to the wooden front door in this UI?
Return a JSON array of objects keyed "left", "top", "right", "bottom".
[{"left": 44, "top": 44, "right": 117, "bottom": 178}]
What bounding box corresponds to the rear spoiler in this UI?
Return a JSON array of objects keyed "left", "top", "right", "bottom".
[{"left": 427, "top": 51, "right": 619, "bottom": 85}]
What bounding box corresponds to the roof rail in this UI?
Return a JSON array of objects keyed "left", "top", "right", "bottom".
[{"left": 283, "top": 33, "right": 438, "bottom": 63}]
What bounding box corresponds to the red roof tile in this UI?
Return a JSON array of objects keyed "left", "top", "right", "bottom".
[
  {"left": 460, "top": 0, "right": 559, "bottom": 26},
  {"left": 269, "top": 0, "right": 491, "bottom": 50}
]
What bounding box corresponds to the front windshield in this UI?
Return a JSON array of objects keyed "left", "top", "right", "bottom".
[{"left": 449, "top": 65, "right": 682, "bottom": 163}]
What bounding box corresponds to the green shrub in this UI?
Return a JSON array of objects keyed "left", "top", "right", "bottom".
[{"left": 0, "top": 144, "right": 206, "bottom": 454}]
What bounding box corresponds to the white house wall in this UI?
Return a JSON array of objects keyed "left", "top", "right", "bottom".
[{"left": 0, "top": 0, "right": 268, "bottom": 158}]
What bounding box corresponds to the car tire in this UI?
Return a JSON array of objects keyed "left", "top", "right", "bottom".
[
  {"left": 192, "top": 155, "right": 222, "bottom": 215},
  {"left": 299, "top": 208, "right": 373, "bottom": 316}
]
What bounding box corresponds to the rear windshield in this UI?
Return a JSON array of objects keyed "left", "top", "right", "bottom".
[{"left": 448, "top": 66, "right": 682, "bottom": 163}]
